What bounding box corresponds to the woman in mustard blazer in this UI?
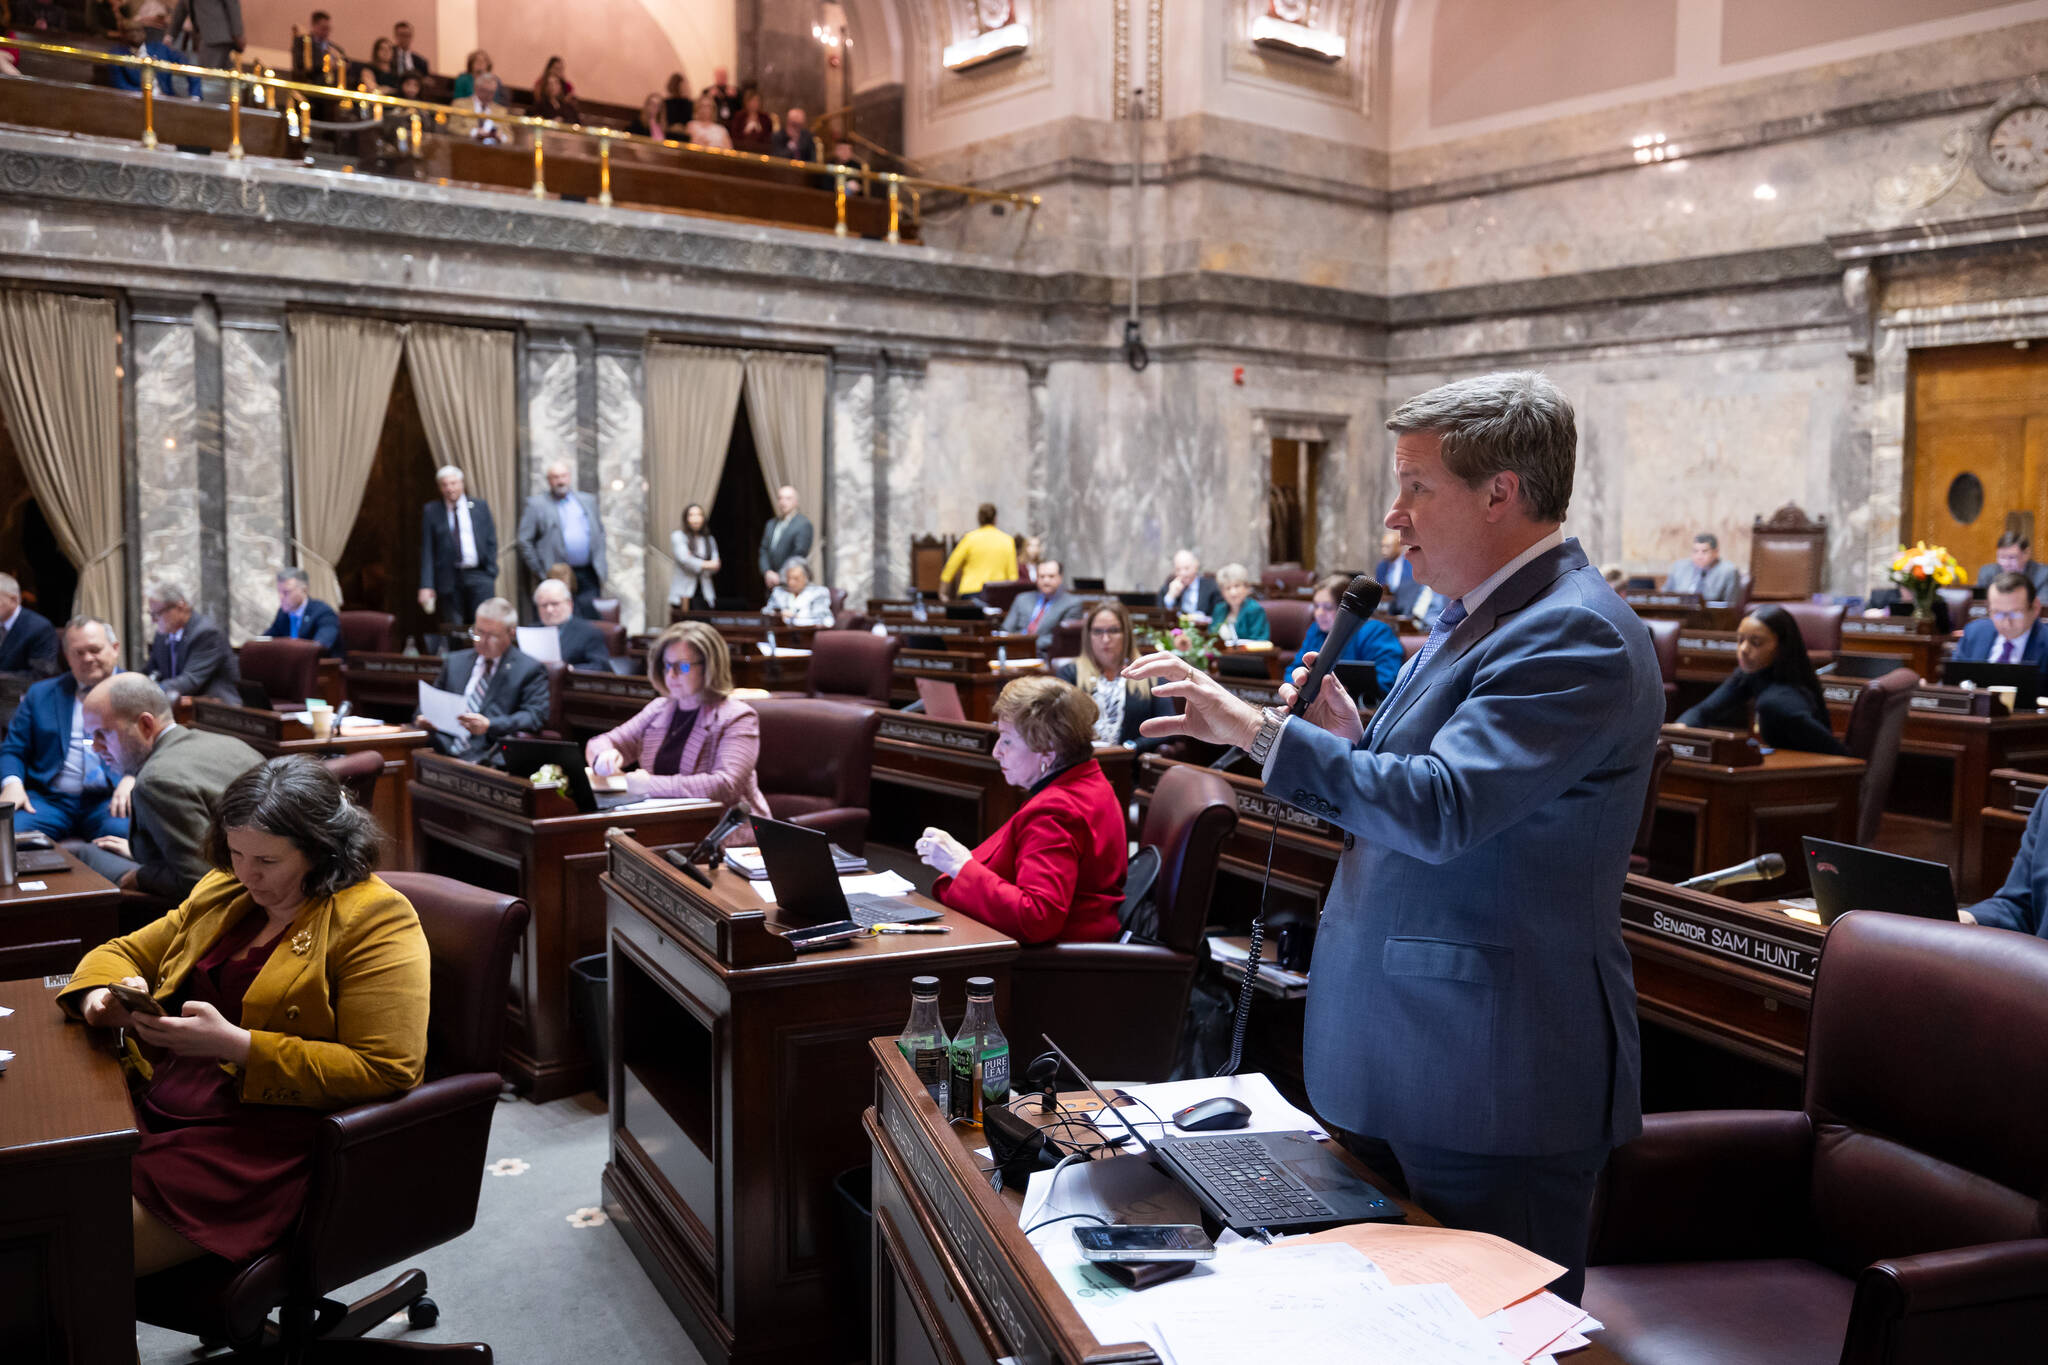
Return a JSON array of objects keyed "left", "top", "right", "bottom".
[{"left": 61, "top": 755, "right": 429, "bottom": 1276}]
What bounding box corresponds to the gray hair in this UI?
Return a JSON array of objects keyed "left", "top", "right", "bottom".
[
  {"left": 146, "top": 581, "right": 190, "bottom": 608},
  {"left": 97, "top": 673, "right": 172, "bottom": 723},
  {"left": 781, "top": 556, "right": 811, "bottom": 578},
  {"left": 1693, "top": 532, "right": 1719, "bottom": 551},
  {"left": 63, "top": 614, "right": 118, "bottom": 647},
  {"left": 1385, "top": 371, "right": 1576, "bottom": 523},
  {"left": 1214, "top": 562, "right": 1250, "bottom": 590},
  {"left": 544, "top": 459, "right": 573, "bottom": 478},
  {"left": 532, "top": 579, "right": 571, "bottom": 604},
  {"left": 435, "top": 464, "right": 465, "bottom": 483},
  {"left": 0, "top": 572, "right": 18, "bottom": 598},
  {"left": 276, "top": 566, "right": 310, "bottom": 588},
  {"left": 474, "top": 597, "right": 518, "bottom": 627}
]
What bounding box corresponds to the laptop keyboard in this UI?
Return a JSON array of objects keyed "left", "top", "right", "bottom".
[
  {"left": 844, "top": 894, "right": 941, "bottom": 928},
  {"left": 1175, "top": 1135, "right": 1335, "bottom": 1223}
]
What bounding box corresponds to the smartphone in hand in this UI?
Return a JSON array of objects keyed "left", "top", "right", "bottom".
[{"left": 104, "top": 981, "right": 167, "bottom": 1017}]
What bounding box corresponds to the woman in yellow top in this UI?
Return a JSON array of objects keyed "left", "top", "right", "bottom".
[
  {"left": 60, "top": 755, "right": 430, "bottom": 1275},
  {"left": 940, "top": 502, "right": 1018, "bottom": 599}
]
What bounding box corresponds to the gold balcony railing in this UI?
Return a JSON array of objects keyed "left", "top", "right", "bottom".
[{"left": 2, "top": 35, "right": 1038, "bottom": 241}]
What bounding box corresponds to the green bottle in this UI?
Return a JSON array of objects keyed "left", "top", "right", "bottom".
[
  {"left": 896, "top": 975, "right": 951, "bottom": 1115},
  {"left": 948, "top": 976, "right": 1009, "bottom": 1127}
]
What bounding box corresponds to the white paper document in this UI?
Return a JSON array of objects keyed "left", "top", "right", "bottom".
[
  {"left": 515, "top": 626, "right": 562, "bottom": 663},
  {"left": 1153, "top": 1281, "right": 1517, "bottom": 1365},
  {"left": 750, "top": 870, "right": 918, "bottom": 906},
  {"left": 1076, "top": 1072, "right": 1330, "bottom": 1141},
  {"left": 416, "top": 681, "right": 470, "bottom": 738}
]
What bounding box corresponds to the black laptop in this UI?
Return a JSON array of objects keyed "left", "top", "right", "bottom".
[
  {"left": 1823, "top": 654, "right": 1910, "bottom": 680},
  {"left": 499, "top": 738, "right": 637, "bottom": 813},
  {"left": 237, "top": 680, "right": 275, "bottom": 710},
  {"left": 751, "top": 817, "right": 939, "bottom": 928},
  {"left": 943, "top": 604, "right": 988, "bottom": 621},
  {"left": 1803, "top": 837, "right": 1960, "bottom": 926},
  {"left": 1117, "top": 591, "right": 1158, "bottom": 608},
  {"left": 1941, "top": 659, "right": 2042, "bottom": 708},
  {"left": 1041, "top": 1035, "right": 1400, "bottom": 1235}
]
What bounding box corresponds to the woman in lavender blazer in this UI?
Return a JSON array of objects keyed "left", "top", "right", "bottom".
[{"left": 585, "top": 621, "right": 771, "bottom": 815}]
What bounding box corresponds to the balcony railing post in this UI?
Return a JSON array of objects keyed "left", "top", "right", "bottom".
[
  {"left": 834, "top": 171, "right": 848, "bottom": 237},
  {"left": 228, "top": 74, "right": 244, "bottom": 160},
  {"left": 599, "top": 135, "right": 613, "bottom": 208},
  {"left": 532, "top": 136, "right": 546, "bottom": 199},
  {"left": 886, "top": 177, "right": 900, "bottom": 244},
  {"left": 140, "top": 61, "right": 158, "bottom": 149}
]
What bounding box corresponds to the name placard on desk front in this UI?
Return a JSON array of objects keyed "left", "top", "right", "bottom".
[
  {"left": 1622, "top": 899, "right": 1820, "bottom": 982},
  {"left": 877, "top": 714, "right": 996, "bottom": 754}
]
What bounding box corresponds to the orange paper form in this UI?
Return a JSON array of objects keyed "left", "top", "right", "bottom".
[{"left": 1297, "top": 1221, "right": 1566, "bottom": 1318}]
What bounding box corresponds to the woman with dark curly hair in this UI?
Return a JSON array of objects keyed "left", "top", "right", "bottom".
[{"left": 59, "top": 755, "right": 430, "bottom": 1275}]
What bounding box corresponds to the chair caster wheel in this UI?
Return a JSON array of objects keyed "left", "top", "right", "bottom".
[{"left": 408, "top": 1296, "right": 438, "bottom": 1329}]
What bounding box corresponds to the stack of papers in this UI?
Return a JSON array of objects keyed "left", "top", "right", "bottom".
[
  {"left": 1207, "top": 936, "right": 1310, "bottom": 993},
  {"left": 1074, "top": 1073, "right": 1329, "bottom": 1141},
  {"left": 754, "top": 642, "right": 812, "bottom": 657},
  {"left": 747, "top": 870, "right": 916, "bottom": 906}
]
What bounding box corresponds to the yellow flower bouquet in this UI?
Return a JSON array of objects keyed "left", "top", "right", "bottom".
[{"left": 1887, "top": 541, "right": 1963, "bottom": 620}]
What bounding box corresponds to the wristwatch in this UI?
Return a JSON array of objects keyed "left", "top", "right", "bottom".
[{"left": 1247, "top": 707, "right": 1288, "bottom": 766}]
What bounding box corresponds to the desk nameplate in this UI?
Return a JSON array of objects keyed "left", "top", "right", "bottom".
[
  {"left": 1232, "top": 788, "right": 1336, "bottom": 838},
  {"left": 610, "top": 842, "right": 725, "bottom": 956},
  {"left": 1678, "top": 635, "right": 1739, "bottom": 654},
  {"left": 898, "top": 650, "right": 974, "bottom": 674},
  {"left": 568, "top": 671, "right": 658, "bottom": 700},
  {"left": 877, "top": 715, "right": 997, "bottom": 755},
  {"left": 192, "top": 700, "right": 308, "bottom": 743},
  {"left": 1219, "top": 679, "right": 1284, "bottom": 707},
  {"left": 1909, "top": 686, "right": 1996, "bottom": 717},
  {"left": 1621, "top": 899, "right": 1820, "bottom": 983},
  {"left": 414, "top": 756, "right": 535, "bottom": 815},
  {"left": 1845, "top": 619, "right": 1936, "bottom": 640},
  {"left": 349, "top": 655, "right": 443, "bottom": 675}
]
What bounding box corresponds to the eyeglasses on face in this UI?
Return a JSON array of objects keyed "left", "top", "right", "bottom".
[
  {"left": 1089, "top": 626, "right": 1124, "bottom": 638},
  {"left": 662, "top": 658, "right": 694, "bottom": 675},
  {"left": 1991, "top": 610, "right": 2032, "bottom": 624}
]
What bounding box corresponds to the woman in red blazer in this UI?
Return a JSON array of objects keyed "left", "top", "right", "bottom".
[{"left": 917, "top": 675, "right": 1127, "bottom": 943}]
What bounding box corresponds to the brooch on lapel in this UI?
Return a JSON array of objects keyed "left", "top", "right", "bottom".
[{"left": 290, "top": 929, "right": 314, "bottom": 956}]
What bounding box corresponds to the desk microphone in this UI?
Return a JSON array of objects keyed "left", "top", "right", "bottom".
[
  {"left": 1210, "top": 575, "right": 1383, "bottom": 771},
  {"left": 1678, "top": 852, "right": 1786, "bottom": 893}
]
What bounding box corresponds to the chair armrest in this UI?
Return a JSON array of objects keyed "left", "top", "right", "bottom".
[
  {"left": 1011, "top": 942, "right": 1192, "bottom": 976},
  {"left": 1589, "top": 1109, "right": 1814, "bottom": 1265},
  {"left": 1843, "top": 1240, "right": 2048, "bottom": 1365}
]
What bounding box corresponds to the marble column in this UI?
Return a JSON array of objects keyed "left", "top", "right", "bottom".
[
  {"left": 525, "top": 329, "right": 584, "bottom": 497},
  {"left": 878, "top": 350, "right": 928, "bottom": 600},
  {"left": 221, "top": 303, "right": 290, "bottom": 645},
  {"left": 596, "top": 336, "right": 648, "bottom": 635},
  {"left": 131, "top": 294, "right": 204, "bottom": 642},
  {"left": 830, "top": 348, "right": 879, "bottom": 610},
  {"left": 1024, "top": 360, "right": 1051, "bottom": 547}
]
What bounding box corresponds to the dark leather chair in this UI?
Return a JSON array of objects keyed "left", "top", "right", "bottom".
[
  {"left": 1048, "top": 617, "right": 1083, "bottom": 662},
  {"left": 133, "top": 873, "right": 528, "bottom": 1360},
  {"left": 1630, "top": 740, "right": 1676, "bottom": 874},
  {"left": 978, "top": 578, "right": 1030, "bottom": 614},
  {"left": 770, "top": 630, "right": 897, "bottom": 707},
  {"left": 1400, "top": 632, "right": 1426, "bottom": 660},
  {"left": 594, "top": 620, "right": 627, "bottom": 657},
  {"left": 239, "top": 638, "right": 326, "bottom": 711},
  {"left": 1936, "top": 586, "right": 1973, "bottom": 634},
  {"left": 1260, "top": 564, "right": 1314, "bottom": 595},
  {"left": 1644, "top": 617, "right": 1680, "bottom": 710},
  {"left": 1585, "top": 911, "right": 2048, "bottom": 1365},
  {"left": 1006, "top": 764, "right": 1237, "bottom": 1082},
  {"left": 539, "top": 661, "right": 568, "bottom": 738},
  {"left": 592, "top": 598, "right": 620, "bottom": 624},
  {"left": 338, "top": 610, "right": 398, "bottom": 655},
  {"left": 1842, "top": 667, "right": 1919, "bottom": 845},
  {"left": 322, "top": 750, "right": 384, "bottom": 811},
  {"left": 751, "top": 699, "right": 882, "bottom": 852},
  {"left": 1262, "top": 599, "right": 1315, "bottom": 655},
  {"left": 1777, "top": 600, "right": 1845, "bottom": 662}
]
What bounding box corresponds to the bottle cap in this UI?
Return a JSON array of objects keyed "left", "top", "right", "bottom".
[
  {"left": 966, "top": 975, "right": 994, "bottom": 994},
  {"left": 910, "top": 974, "right": 940, "bottom": 994}
]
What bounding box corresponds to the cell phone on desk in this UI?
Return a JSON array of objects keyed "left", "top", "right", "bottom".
[
  {"left": 783, "top": 919, "right": 862, "bottom": 952},
  {"left": 104, "top": 982, "right": 167, "bottom": 1017},
  {"left": 1073, "top": 1225, "right": 1216, "bottom": 1262},
  {"left": 13, "top": 830, "right": 53, "bottom": 850}
]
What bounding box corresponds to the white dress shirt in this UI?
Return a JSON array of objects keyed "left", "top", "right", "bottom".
[{"left": 447, "top": 497, "right": 479, "bottom": 570}]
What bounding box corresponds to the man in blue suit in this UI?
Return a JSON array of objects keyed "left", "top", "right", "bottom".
[
  {"left": 1130, "top": 373, "right": 1662, "bottom": 1302},
  {"left": 1953, "top": 571, "right": 2048, "bottom": 689},
  {"left": 1963, "top": 794, "right": 2048, "bottom": 938},
  {"left": 0, "top": 573, "right": 61, "bottom": 679},
  {"left": 1, "top": 616, "right": 131, "bottom": 841},
  {"left": 264, "top": 566, "right": 344, "bottom": 659}
]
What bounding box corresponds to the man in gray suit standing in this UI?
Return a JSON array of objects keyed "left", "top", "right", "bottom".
[
  {"left": 517, "top": 461, "right": 608, "bottom": 620},
  {"left": 169, "top": 0, "right": 244, "bottom": 70},
  {"left": 1128, "top": 373, "right": 1662, "bottom": 1303}
]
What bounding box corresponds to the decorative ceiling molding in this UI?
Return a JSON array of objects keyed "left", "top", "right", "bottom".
[
  {"left": 907, "top": 0, "right": 1051, "bottom": 113},
  {"left": 1110, "top": 0, "right": 1162, "bottom": 119},
  {"left": 1225, "top": 0, "right": 1379, "bottom": 112}
]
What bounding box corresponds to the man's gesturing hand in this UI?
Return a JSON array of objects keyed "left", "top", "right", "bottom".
[{"left": 1121, "top": 653, "right": 1263, "bottom": 749}]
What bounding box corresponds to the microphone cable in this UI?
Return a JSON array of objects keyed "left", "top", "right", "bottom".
[{"left": 1215, "top": 818, "right": 1280, "bottom": 1077}]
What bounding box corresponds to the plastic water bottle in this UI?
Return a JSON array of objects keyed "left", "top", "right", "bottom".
[
  {"left": 897, "top": 975, "right": 951, "bottom": 1115},
  {"left": 912, "top": 590, "right": 928, "bottom": 623},
  {"left": 765, "top": 626, "right": 778, "bottom": 655},
  {"left": 402, "top": 636, "right": 419, "bottom": 657},
  {"left": 949, "top": 976, "right": 1009, "bottom": 1127},
  {"left": 996, "top": 642, "right": 1008, "bottom": 668}
]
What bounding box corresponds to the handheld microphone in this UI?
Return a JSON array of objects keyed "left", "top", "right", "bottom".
[
  {"left": 1209, "top": 574, "right": 1384, "bottom": 772},
  {"left": 1677, "top": 851, "right": 1786, "bottom": 893}
]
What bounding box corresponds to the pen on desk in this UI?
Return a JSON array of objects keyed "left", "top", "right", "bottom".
[{"left": 871, "top": 923, "right": 951, "bottom": 934}]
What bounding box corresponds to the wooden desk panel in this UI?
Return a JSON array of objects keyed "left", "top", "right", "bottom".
[
  {"left": 891, "top": 655, "right": 1041, "bottom": 720},
  {"left": 0, "top": 848, "right": 120, "bottom": 980},
  {"left": 343, "top": 652, "right": 444, "bottom": 724},
  {"left": 0, "top": 976, "right": 139, "bottom": 1363},
  {"left": 407, "top": 755, "right": 719, "bottom": 1100},
  {"left": 1647, "top": 749, "right": 1864, "bottom": 892},
  {"left": 601, "top": 842, "right": 1016, "bottom": 1365}
]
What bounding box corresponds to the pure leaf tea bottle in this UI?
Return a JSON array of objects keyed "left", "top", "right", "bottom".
[
  {"left": 896, "top": 975, "right": 951, "bottom": 1115},
  {"left": 949, "top": 976, "right": 1009, "bottom": 1127}
]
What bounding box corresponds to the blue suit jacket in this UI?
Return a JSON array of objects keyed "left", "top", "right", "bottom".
[
  {"left": 1, "top": 671, "right": 115, "bottom": 792},
  {"left": 1966, "top": 793, "right": 2048, "bottom": 938},
  {"left": 1267, "top": 539, "right": 1663, "bottom": 1156},
  {"left": 265, "top": 599, "right": 344, "bottom": 657},
  {"left": 0, "top": 607, "right": 60, "bottom": 677},
  {"left": 1954, "top": 617, "right": 2048, "bottom": 673}
]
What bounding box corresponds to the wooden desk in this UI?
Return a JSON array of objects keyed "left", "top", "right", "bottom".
[
  {"left": 407, "top": 754, "right": 721, "bottom": 1100},
  {"left": 1839, "top": 616, "right": 1949, "bottom": 679},
  {"left": 600, "top": 837, "right": 1016, "bottom": 1365},
  {"left": 666, "top": 612, "right": 820, "bottom": 649},
  {"left": 865, "top": 1038, "right": 1625, "bottom": 1365},
  {"left": 1645, "top": 748, "right": 1865, "bottom": 892},
  {"left": 868, "top": 713, "right": 1134, "bottom": 846},
  {"left": 1975, "top": 768, "right": 2045, "bottom": 899},
  {"left": 190, "top": 701, "right": 433, "bottom": 869},
  {"left": 343, "top": 652, "right": 444, "bottom": 723},
  {"left": 0, "top": 976, "right": 139, "bottom": 1364},
  {"left": 0, "top": 848, "right": 119, "bottom": 981},
  {"left": 892, "top": 652, "right": 1042, "bottom": 719}
]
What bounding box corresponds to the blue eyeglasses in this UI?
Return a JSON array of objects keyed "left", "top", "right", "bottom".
[{"left": 662, "top": 658, "right": 694, "bottom": 675}]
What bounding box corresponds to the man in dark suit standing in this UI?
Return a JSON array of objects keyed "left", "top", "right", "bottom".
[
  {"left": 0, "top": 573, "right": 61, "bottom": 679},
  {"left": 1954, "top": 571, "right": 2048, "bottom": 686},
  {"left": 75, "top": 674, "right": 262, "bottom": 894},
  {"left": 1158, "top": 550, "right": 1226, "bottom": 621},
  {"left": 517, "top": 461, "right": 608, "bottom": 619},
  {"left": 389, "top": 19, "right": 429, "bottom": 77},
  {"left": 1129, "top": 373, "right": 1663, "bottom": 1303},
  {"left": 144, "top": 583, "right": 242, "bottom": 705},
  {"left": 1001, "top": 560, "right": 1083, "bottom": 657},
  {"left": 758, "top": 484, "right": 815, "bottom": 594},
  {"left": 264, "top": 566, "right": 344, "bottom": 659},
  {"left": 532, "top": 579, "right": 614, "bottom": 672},
  {"left": 420, "top": 464, "right": 499, "bottom": 628},
  {"left": 418, "top": 598, "right": 550, "bottom": 761}
]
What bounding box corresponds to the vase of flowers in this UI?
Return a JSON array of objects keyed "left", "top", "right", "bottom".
[
  {"left": 1888, "top": 541, "right": 1963, "bottom": 622},
  {"left": 1142, "top": 615, "right": 1223, "bottom": 671}
]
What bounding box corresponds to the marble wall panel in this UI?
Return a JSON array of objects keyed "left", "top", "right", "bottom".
[
  {"left": 884, "top": 359, "right": 1034, "bottom": 591},
  {"left": 133, "top": 317, "right": 201, "bottom": 639},
  {"left": 881, "top": 365, "right": 927, "bottom": 598},
  {"left": 595, "top": 350, "right": 646, "bottom": 634},
  {"left": 222, "top": 321, "right": 289, "bottom": 645},
  {"left": 527, "top": 342, "right": 580, "bottom": 495},
  {"left": 830, "top": 363, "right": 877, "bottom": 610}
]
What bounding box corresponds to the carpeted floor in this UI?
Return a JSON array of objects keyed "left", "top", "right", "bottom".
[{"left": 138, "top": 1091, "right": 708, "bottom": 1365}]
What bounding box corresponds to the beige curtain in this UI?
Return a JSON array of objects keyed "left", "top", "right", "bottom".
[
  {"left": 645, "top": 342, "right": 745, "bottom": 606},
  {"left": 743, "top": 352, "right": 827, "bottom": 536},
  {"left": 0, "top": 292, "right": 126, "bottom": 631},
  {"left": 405, "top": 323, "right": 518, "bottom": 598},
  {"left": 288, "top": 313, "right": 403, "bottom": 605}
]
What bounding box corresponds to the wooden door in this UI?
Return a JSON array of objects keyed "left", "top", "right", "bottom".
[{"left": 1909, "top": 343, "right": 2048, "bottom": 571}]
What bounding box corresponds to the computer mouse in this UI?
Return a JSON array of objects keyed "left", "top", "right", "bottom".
[{"left": 1172, "top": 1096, "right": 1253, "bottom": 1132}]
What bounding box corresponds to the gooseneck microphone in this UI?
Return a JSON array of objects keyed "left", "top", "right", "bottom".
[{"left": 1677, "top": 851, "right": 1786, "bottom": 894}]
